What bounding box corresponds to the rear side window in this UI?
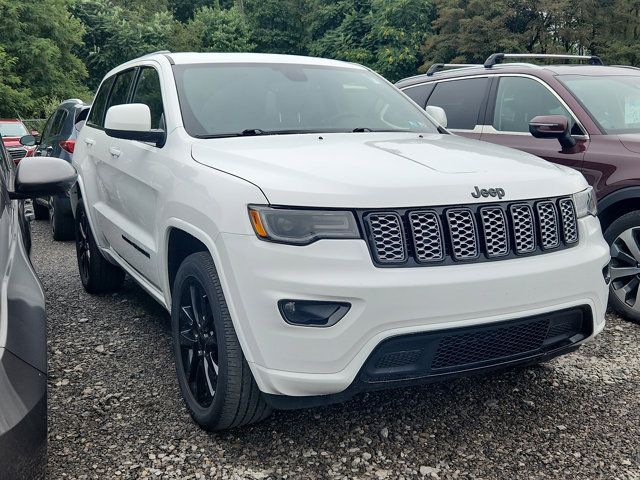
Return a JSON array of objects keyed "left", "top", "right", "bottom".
[
  {"left": 427, "top": 78, "right": 489, "bottom": 130},
  {"left": 132, "top": 67, "right": 164, "bottom": 130},
  {"left": 50, "top": 110, "right": 67, "bottom": 136},
  {"left": 105, "top": 69, "right": 136, "bottom": 113},
  {"left": 87, "top": 76, "right": 115, "bottom": 128},
  {"left": 492, "top": 77, "right": 573, "bottom": 133},
  {"left": 402, "top": 83, "right": 435, "bottom": 108}
]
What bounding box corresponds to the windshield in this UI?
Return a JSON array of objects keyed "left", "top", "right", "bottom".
[
  {"left": 173, "top": 63, "right": 437, "bottom": 137},
  {"left": 559, "top": 75, "right": 640, "bottom": 134},
  {"left": 0, "top": 121, "right": 28, "bottom": 138}
]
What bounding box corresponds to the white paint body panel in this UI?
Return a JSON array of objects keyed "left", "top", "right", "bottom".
[{"left": 72, "top": 52, "right": 609, "bottom": 398}]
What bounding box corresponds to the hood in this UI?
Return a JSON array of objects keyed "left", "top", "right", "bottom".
[
  {"left": 618, "top": 133, "right": 640, "bottom": 154},
  {"left": 191, "top": 132, "right": 587, "bottom": 208},
  {"left": 1, "top": 136, "right": 21, "bottom": 148}
]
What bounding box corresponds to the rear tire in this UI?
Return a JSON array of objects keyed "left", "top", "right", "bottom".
[
  {"left": 51, "top": 196, "right": 74, "bottom": 241},
  {"left": 74, "top": 202, "right": 125, "bottom": 293},
  {"left": 171, "top": 252, "right": 272, "bottom": 430},
  {"left": 604, "top": 211, "right": 640, "bottom": 323},
  {"left": 33, "top": 201, "right": 48, "bottom": 220}
]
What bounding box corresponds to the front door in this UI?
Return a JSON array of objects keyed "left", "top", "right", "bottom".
[
  {"left": 105, "top": 66, "right": 167, "bottom": 288},
  {"left": 480, "top": 76, "right": 587, "bottom": 169}
]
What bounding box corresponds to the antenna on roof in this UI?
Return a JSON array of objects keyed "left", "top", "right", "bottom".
[{"left": 484, "top": 53, "right": 603, "bottom": 68}]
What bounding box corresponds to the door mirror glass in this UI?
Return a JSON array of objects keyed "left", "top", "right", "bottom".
[
  {"left": 9, "top": 156, "right": 77, "bottom": 199},
  {"left": 19, "top": 134, "right": 36, "bottom": 146},
  {"left": 104, "top": 104, "right": 165, "bottom": 146},
  {"left": 529, "top": 115, "right": 576, "bottom": 149},
  {"left": 425, "top": 105, "right": 447, "bottom": 128}
]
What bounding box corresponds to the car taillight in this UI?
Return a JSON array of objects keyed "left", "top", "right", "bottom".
[{"left": 59, "top": 140, "right": 75, "bottom": 154}]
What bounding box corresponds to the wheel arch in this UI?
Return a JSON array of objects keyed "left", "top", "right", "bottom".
[
  {"left": 162, "top": 220, "right": 259, "bottom": 365},
  {"left": 598, "top": 186, "right": 640, "bottom": 233}
]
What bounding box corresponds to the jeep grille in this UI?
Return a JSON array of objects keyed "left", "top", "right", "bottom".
[{"left": 362, "top": 197, "right": 579, "bottom": 267}]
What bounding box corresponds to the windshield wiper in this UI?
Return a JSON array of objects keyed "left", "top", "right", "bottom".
[
  {"left": 196, "top": 128, "right": 330, "bottom": 139},
  {"left": 352, "top": 127, "right": 373, "bottom": 132}
]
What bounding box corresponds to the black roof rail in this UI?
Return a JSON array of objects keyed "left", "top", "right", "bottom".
[
  {"left": 484, "top": 53, "right": 604, "bottom": 68},
  {"left": 426, "top": 63, "right": 482, "bottom": 76}
]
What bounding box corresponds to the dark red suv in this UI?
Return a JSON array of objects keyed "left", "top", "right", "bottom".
[{"left": 397, "top": 53, "right": 640, "bottom": 321}]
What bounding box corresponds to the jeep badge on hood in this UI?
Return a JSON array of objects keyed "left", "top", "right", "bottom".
[{"left": 472, "top": 186, "right": 505, "bottom": 199}]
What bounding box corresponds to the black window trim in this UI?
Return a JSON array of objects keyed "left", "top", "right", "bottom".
[
  {"left": 130, "top": 64, "right": 166, "bottom": 135},
  {"left": 87, "top": 67, "right": 139, "bottom": 131}
]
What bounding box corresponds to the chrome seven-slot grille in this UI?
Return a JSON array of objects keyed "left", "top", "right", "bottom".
[{"left": 363, "top": 197, "right": 578, "bottom": 267}]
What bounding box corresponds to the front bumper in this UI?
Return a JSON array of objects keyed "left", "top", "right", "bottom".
[
  {"left": 0, "top": 348, "right": 46, "bottom": 480},
  {"left": 216, "top": 215, "right": 609, "bottom": 398}
]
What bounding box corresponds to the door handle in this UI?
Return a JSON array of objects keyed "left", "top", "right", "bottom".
[
  {"left": 109, "top": 147, "right": 121, "bottom": 158},
  {"left": 84, "top": 138, "right": 95, "bottom": 146}
]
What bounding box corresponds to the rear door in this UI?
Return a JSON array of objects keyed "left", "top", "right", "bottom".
[
  {"left": 480, "top": 75, "right": 588, "bottom": 169},
  {"left": 414, "top": 77, "right": 491, "bottom": 140}
]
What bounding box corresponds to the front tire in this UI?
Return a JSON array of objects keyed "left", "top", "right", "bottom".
[
  {"left": 51, "top": 196, "right": 74, "bottom": 241},
  {"left": 604, "top": 211, "right": 640, "bottom": 322},
  {"left": 33, "top": 200, "right": 48, "bottom": 220},
  {"left": 171, "top": 252, "right": 272, "bottom": 430},
  {"left": 74, "top": 202, "right": 125, "bottom": 293}
]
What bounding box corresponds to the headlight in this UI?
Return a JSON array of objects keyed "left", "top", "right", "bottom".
[
  {"left": 572, "top": 186, "right": 597, "bottom": 218},
  {"left": 248, "top": 206, "right": 361, "bottom": 245}
]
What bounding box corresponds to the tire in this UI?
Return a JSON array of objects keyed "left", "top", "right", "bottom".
[
  {"left": 74, "top": 202, "right": 125, "bottom": 294},
  {"left": 51, "top": 196, "right": 74, "bottom": 241},
  {"left": 33, "top": 200, "right": 48, "bottom": 220},
  {"left": 171, "top": 252, "right": 272, "bottom": 430},
  {"left": 604, "top": 210, "right": 640, "bottom": 322}
]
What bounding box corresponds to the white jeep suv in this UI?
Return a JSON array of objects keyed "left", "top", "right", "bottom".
[{"left": 71, "top": 52, "right": 610, "bottom": 430}]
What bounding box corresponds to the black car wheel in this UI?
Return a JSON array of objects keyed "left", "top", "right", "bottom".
[
  {"left": 605, "top": 211, "right": 640, "bottom": 322},
  {"left": 33, "top": 201, "right": 48, "bottom": 220},
  {"left": 74, "top": 202, "right": 125, "bottom": 293},
  {"left": 172, "top": 252, "right": 271, "bottom": 430},
  {"left": 50, "top": 196, "right": 74, "bottom": 241}
]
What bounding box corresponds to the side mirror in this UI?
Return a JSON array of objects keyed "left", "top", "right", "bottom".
[
  {"left": 425, "top": 105, "right": 447, "bottom": 128},
  {"left": 105, "top": 103, "right": 165, "bottom": 147},
  {"left": 9, "top": 157, "right": 77, "bottom": 200},
  {"left": 19, "top": 134, "right": 36, "bottom": 146},
  {"left": 529, "top": 115, "right": 576, "bottom": 149}
]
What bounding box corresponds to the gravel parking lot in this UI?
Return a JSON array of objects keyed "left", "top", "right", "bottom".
[{"left": 31, "top": 220, "right": 640, "bottom": 480}]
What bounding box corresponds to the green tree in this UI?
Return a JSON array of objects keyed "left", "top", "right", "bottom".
[
  {"left": 0, "top": 0, "right": 88, "bottom": 117},
  {"left": 309, "top": 0, "right": 434, "bottom": 81},
  {"left": 243, "top": 0, "right": 309, "bottom": 55},
  {"left": 73, "top": 0, "right": 178, "bottom": 90},
  {"left": 184, "top": 5, "right": 255, "bottom": 52}
]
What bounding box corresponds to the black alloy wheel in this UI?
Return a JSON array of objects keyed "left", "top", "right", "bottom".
[
  {"left": 177, "top": 277, "right": 220, "bottom": 408},
  {"left": 76, "top": 204, "right": 91, "bottom": 285}
]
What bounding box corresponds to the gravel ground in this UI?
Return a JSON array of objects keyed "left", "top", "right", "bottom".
[{"left": 30, "top": 220, "right": 640, "bottom": 480}]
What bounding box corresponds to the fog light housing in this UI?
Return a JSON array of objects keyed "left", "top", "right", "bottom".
[{"left": 278, "top": 300, "right": 350, "bottom": 327}]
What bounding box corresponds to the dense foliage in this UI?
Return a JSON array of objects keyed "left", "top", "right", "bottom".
[{"left": 2, "top": 0, "right": 640, "bottom": 117}]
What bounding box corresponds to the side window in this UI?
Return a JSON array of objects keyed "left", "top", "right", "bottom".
[
  {"left": 402, "top": 83, "right": 435, "bottom": 108},
  {"left": 132, "top": 67, "right": 164, "bottom": 130},
  {"left": 492, "top": 77, "right": 573, "bottom": 133},
  {"left": 87, "top": 76, "right": 115, "bottom": 128},
  {"left": 105, "top": 69, "right": 137, "bottom": 113},
  {"left": 50, "top": 110, "right": 68, "bottom": 137},
  {"left": 427, "top": 78, "right": 489, "bottom": 130},
  {"left": 40, "top": 113, "right": 56, "bottom": 140}
]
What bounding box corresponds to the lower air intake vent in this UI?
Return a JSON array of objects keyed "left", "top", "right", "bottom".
[{"left": 431, "top": 319, "right": 549, "bottom": 370}]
